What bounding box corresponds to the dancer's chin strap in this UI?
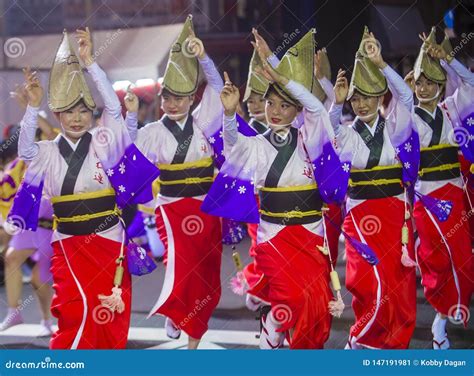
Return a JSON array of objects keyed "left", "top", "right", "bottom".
[
  {"left": 249, "top": 111, "right": 265, "bottom": 119},
  {"left": 268, "top": 121, "right": 293, "bottom": 128},
  {"left": 166, "top": 111, "right": 189, "bottom": 121},
  {"left": 416, "top": 86, "right": 441, "bottom": 104},
  {"left": 357, "top": 110, "right": 379, "bottom": 124},
  {"left": 60, "top": 121, "right": 92, "bottom": 139}
]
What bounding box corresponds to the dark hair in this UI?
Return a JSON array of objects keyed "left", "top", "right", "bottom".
[
  {"left": 138, "top": 98, "right": 149, "bottom": 110},
  {"left": 264, "top": 85, "right": 302, "bottom": 111},
  {"left": 160, "top": 88, "right": 193, "bottom": 99},
  {"left": 263, "top": 85, "right": 279, "bottom": 101},
  {"left": 0, "top": 131, "right": 19, "bottom": 164}
]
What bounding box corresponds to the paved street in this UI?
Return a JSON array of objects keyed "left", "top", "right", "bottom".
[{"left": 0, "top": 237, "right": 472, "bottom": 350}]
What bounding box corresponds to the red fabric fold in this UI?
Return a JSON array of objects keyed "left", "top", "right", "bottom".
[
  {"left": 152, "top": 198, "right": 222, "bottom": 339},
  {"left": 414, "top": 183, "right": 473, "bottom": 326},
  {"left": 344, "top": 197, "right": 416, "bottom": 349},
  {"left": 248, "top": 225, "right": 332, "bottom": 349},
  {"left": 50, "top": 235, "right": 131, "bottom": 349}
]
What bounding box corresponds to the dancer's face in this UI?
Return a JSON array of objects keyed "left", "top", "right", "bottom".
[
  {"left": 247, "top": 92, "right": 266, "bottom": 122},
  {"left": 59, "top": 102, "right": 92, "bottom": 141},
  {"left": 265, "top": 92, "right": 298, "bottom": 127},
  {"left": 415, "top": 74, "right": 440, "bottom": 104},
  {"left": 349, "top": 92, "right": 382, "bottom": 124},
  {"left": 161, "top": 90, "right": 194, "bottom": 122}
]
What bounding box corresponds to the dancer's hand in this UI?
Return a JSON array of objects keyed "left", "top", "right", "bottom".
[
  {"left": 404, "top": 70, "right": 415, "bottom": 92},
  {"left": 255, "top": 47, "right": 289, "bottom": 86},
  {"left": 76, "top": 27, "right": 94, "bottom": 66},
  {"left": 124, "top": 85, "right": 139, "bottom": 113},
  {"left": 334, "top": 69, "right": 348, "bottom": 104},
  {"left": 187, "top": 29, "right": 206, "bottom": 59},
  {"left": 251, "top": 28, "right": 273, "bottom": 60},
  {"left": 419, "top": 32, "right": 451, "bottom": 62},
  {"left": 364, "top": 32, "right": 386, "bottom": 69},
  {"left": 314, "top": 49, "right": 326, "bottom": 80},
  {"left": 220, "top": 71, "right": 240, "bottom": 116},
  {"left": 22, "top": 67, "right": 43, "bottom": 107}
]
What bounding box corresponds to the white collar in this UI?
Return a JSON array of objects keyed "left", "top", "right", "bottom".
[
  {"left": 175, "top": 115, "right": 189, "bottom": 130},
  {"left": 55, "top": 133, "right": 87, "bottom": 151},
  {"left": 362, "top": 114, "right": 380, "bottom": 136},
  {"left": 417, "top": 105, "right": 438, "bottom": 119}
]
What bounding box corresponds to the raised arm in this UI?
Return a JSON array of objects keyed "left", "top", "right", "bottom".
[
  {"left": 441, "top": 60, "right": 462, "bottom": 96},
  {"left": 188, "top": 33, "right": 223, "bottom": 93},
  {"left": 442, "top": 58, "right": 474, "bottom": 87},
  {"left": 76, "top": 28, "right": 122, "bottom": 119},
  {"left": 220, "top": 72, "right": 240, "bottom": 151},
  {"left": 314, "top": 49, "right": 335, "bottom": 103},
  {"left": 18, "top": 68, "right": 42, "bottom": 161},
  {"left": 318, "top": 76, "right": 335, "bottom": 104},
  {"left": 326, "top": 69, "right": 349, "bottom": 133},
  {"left": 19, "top": 106, "right": 40, "bottom": 161},
  {"left": 199, "top": 54, "right": 224, "bottom": 93},
  {"left": 123, "top": 86, "right": 139, "bottom": 142},
  {"left": 382, "top": 65, "right": 414, "bottom": 110},
  {"left": 86, "top": 63, "right": 122, "bottom": 118},
  {"left": 364, "top": 31, "right": 413, "bottom": 110},
  {"left": 251, "top": 28, "right": 280, "bottom": 69},
  {"left": 11, "top": 84, "right": 57, "bottom": 141},
  {"left": 419, "top": 35, "right": 474, "bottom": 87},
  {"left": 419, "top": 36, "right": 474, "bottom": 115},
  {"left": 285, "top": 80, "right": 325, "bottom": 113},
  {"left": 328, "top": 103, "right": 343, "bottom": 134},
  {"left": 267, "top": 54, "right": 280, "bottom": 69},
  {"left": 124, "top": 111, "right": 138, "bottom": 142}
]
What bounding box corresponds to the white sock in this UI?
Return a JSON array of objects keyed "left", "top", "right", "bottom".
[
  {"left": 7, "top": 307, "right": 20, "bottom": 317},
  {"left": 432, "top": 313, "right": 447, "bottom": 339},
  {"left": 266, "top": 311, "right": 284, "bottom": 344},
  {"left": 41, "top": 319, "right": 52, "bottom": 327}
]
